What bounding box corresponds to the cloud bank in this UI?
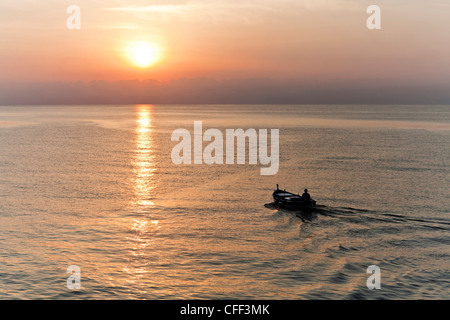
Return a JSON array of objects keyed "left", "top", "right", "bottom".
[{"left": 1, "top": 78, "right": 449, "bottom": 105}]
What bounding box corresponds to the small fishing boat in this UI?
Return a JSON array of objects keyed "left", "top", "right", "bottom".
[{"left": 272, "top": 184, "right": 316, "bottom": 210}]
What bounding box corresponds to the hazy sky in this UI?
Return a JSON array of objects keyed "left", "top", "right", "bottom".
[{"left": 0, "top": 0, "right": 449, "bottom": 104}]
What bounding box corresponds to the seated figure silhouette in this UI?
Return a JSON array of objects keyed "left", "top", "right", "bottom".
[{"left": 302, "top": 189, "right": 311, "bottom": 200}]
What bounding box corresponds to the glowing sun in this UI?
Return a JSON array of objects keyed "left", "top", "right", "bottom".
[{"left": 127, "top": 41, "right": 161, "bottom": 68}]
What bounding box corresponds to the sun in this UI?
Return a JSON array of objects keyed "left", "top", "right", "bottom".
[{"left": 126, "top": 41, "right": 161, "bottom": 68}]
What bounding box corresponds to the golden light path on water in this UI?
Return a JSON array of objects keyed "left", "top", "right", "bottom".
[
  {"left": 133, "top": 105, "right": 156, "bottom": 210},
  {"left": 123, "top": 105, "right": 159, "bottom": 289}
]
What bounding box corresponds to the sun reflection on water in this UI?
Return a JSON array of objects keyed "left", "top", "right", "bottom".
[
  {"left": 134, "top": 105, "right": 155, "bottom": 208},
  {"left": 124, "top": 105, "right": 159, "bottom": 287}
]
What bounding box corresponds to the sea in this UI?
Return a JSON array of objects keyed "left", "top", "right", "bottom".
[{"left": 0, "top": 105, "right": 449, "bottom": 299}]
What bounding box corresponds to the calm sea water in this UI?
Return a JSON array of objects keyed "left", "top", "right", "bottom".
[{"left": 0, "top": 105, "right": 449, "bottom": 299}]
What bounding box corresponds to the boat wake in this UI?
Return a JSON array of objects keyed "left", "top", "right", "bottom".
[{"left": 265, "top": 202, "right": 450, "bottom": 231}]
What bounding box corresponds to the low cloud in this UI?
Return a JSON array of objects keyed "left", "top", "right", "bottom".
[{"left": 1, "top": 78, "right": 449, "bottom": 105}]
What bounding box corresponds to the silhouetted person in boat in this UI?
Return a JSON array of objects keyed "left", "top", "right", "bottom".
[{"left": 302, "top": 189, "right": 311, "bottom": 200}]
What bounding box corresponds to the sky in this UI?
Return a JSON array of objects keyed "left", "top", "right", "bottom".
[{"left": 0, "top": 0, "right": 450, "bottom": 104}]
